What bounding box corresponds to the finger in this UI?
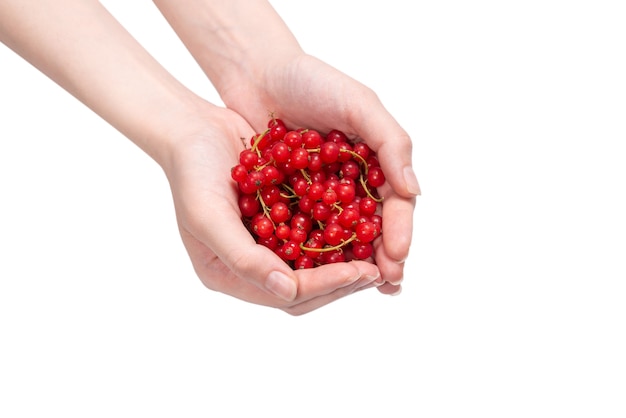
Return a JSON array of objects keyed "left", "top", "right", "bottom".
[
  {"left": 284, "top": 261, "right": 383, "bottom": 315},
  {"left": 377, "top": 282, "right": 402, "bottom": 296},
  {"left": 373, "top": 237, "right": 405, "bottom": 286},
  {"left": 183, "top": 193, "right": 300, "bottom": 302},
  {"left": 377, "top": 185, "right": 416, "bottom": 263},
  {"left": 351, "top": 99, "right": 421, "bottom": 198},
  {"left": 295, "top": 259, "right": 380, "bottom": 297},
  {"left": 179, "top": 225, "right": 293, "bottom": 304}
]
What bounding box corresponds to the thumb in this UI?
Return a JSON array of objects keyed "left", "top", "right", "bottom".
[{"left": 196, "top": 208, "right": 299, "bottom": 302}]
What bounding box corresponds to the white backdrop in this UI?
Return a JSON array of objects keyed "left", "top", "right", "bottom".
[{"left": 1, "top": 1, "right": 625, "bottom": 417}]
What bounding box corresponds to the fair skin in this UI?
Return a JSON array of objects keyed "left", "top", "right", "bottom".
[{"left": 0, "top": 0, "right": 419, "bottom": 315}]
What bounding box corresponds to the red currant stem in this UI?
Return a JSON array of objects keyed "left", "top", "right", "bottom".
[
  {"left": 316, "top": 220, "right": 325, "bottom": 230},
  {"left": 300, "top": 233, "right": 357, "bottom": 253},
  {"left": 332, "top": 203, "right": 343, "bottom": 213},
  {"left": 339, "top": 149, "right": 369, "bottom": 174},
  {"left": 251, "top": 128, "right": 271, "bottom": 156},
  {"left": 256, "top": 190, "right": 276, "bottom": 228},
  {"left": 280, "top": 183, "right": 298, "bottom": 199},
  {"left": 300, "top": 169, "right": 312, "bottom": 184},
  {"left": 359, "top": 175, "right": 384, "bottom": 203},
  {"left": 255, "top": 159, "right": 273, "bottom": 171}
]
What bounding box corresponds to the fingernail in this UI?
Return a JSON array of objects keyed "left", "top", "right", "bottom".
[
  {"left": 404, "top": 166, "right": 421, "bottom": 196},
  {"left": 390, "top": 287, "right": 403, "bottom": 296},
  {"left": 364, "top": 272, "right": 383, "bottom": 286},
  {"left": 266, "top": 271, "right": 297, "bottom": 301}
]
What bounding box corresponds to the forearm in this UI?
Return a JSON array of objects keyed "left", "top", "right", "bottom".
[
  {"left": 152, "top": 0, "right": 303, "bottom": 95},
  {"left": 0, "top": 0, "right": 206, "bottom": 166}
]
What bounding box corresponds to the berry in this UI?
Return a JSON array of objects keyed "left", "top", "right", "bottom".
[
  {"left": 231, "top": 117, "right": 387, "bottom": 270},
  {"left": 359, "top": 197, "right": 378, "bottom": 216},
  {"left": 356, "top": 221, "right": 378, "bottom": 243},
  {"left": 302, "top": 130, "right": 323, "bottom": 149},
  {"left": 259, "top": 185, "right": 281, "bottom": 206},
  {"left": 294, "top": 255, "right": 315, "bottom": 269},
  {"left": 247, "top": 171, "right": 265, "bottom": 190},
  {"left": 311, "top": 202, "right": 332, "bottom": 221},
  {"left": 269, "top": 121, "right": 287, "bottom": 142},
  {"left": 340, "top": 160, "right": 360, "bottom": 180},
  {"left": 275, "top": 224, "right": 291, "bottom": 240},
  {"left": 270, "top": 202, "right": 291, "bottom": 224},
  {"left": 322, "top": 188, "right": 337, "bottom": 205},
  {"left": 320, "top": 142, "right": 340, "bottom": 163},
  {"left": 239, "top": 150, "right": 259, "bottom": 169},
  {"left": 367, "top": 166, "right": 386, "bottom": 188},
  {"left": 290, "top": 147, "right": 309, "bottom": 169},
  {"left": 272, "top": 142, "right": 290, "bottom": 163},
  {"left": 284, "top": 131, "right": 303, "bottom": 148},
  {"left": 238, "top": 194, "right": 260, "bottom": 218},
  {"left": 252, "top": 215, "right": 274, "bottom": 239},
  {"left": 231, "top": 164, "right": 248, "bottom": 183},
  {"left": 326, "top": 129, "right": 348, "bottom": 144},
  {"left": 353, "top": 142, "right": 371, "bottom": 160},
  {"left": 281, "top": 240, "right": 301, "bottom": 261},
  {"left": 352, "top": 242, "right": 373, "bottom": 260},
  {"left": 336, "top": 182, "right": 356, "bottom": 204},
  {"left": 323, "top": 223, "right": 345, "bottom": 246}
]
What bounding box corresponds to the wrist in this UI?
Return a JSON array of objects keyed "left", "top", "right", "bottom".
[{"left": 153, "top": 0, "right": 303, "bottom": 95}]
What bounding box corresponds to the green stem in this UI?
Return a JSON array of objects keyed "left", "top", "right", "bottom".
[
  {"left": 359, "top": 175, "right": 384, "bottom": 203},
  {"left": 300, "top": 233, "right": 357, "bottom": 253},
  {"left": 251, "top": 128, "right": 270, "bottom": 157},
  {"left": 256, "top": 190, "right": 276, "bottom": 228}
]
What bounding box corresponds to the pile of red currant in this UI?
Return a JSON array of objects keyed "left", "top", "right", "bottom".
[{"left": 231, "top": 117, "right": 386, "bottom": 269}]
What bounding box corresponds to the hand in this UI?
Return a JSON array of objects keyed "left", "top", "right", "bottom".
[
  {"left": 163, "top": 104, "right": 383, "bottom": 314},
  {"left": 1, "top": 0, "right": 386, "bottom": 314},
  {"left": 150, "top": 0, "right": 420, "bottom": 294},
  {"left": 218, "top": 53, "right": 420, "bottom": 295}
]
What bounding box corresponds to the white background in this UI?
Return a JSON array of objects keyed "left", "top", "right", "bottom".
[{"left": 1, "top": 1, "right": 625, "bottom": 417}]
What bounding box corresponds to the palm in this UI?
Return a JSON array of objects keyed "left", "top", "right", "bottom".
[{"left": 221, "top": 55, "right": 367, "bottom": 135}]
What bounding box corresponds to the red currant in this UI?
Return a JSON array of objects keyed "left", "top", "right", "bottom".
[
  {"left": 323, "top": 223, "right": 344, "bottom": 246},
  {"left": 302, "top": 130, "right": 323, "bottom": 149},
  {"left": 270, "top": 202, "right": 291, "bottom": 224},
  {"left": 284, "top": 131, "right": 303, "bottom": 148},
  {"left": 326, "top": 129, "right": 348, "bottom": 144},
  {"left": 290, "top": 147, "right": 309, "bottom": 169},
  {"left": 367, "top": 166, "right": 386, "bottom": 188},
  {"left": 231, "top": 117, "right": 387, "bottom": 270},
  {"left": 281, "top": 240, "right": 301, "bottom": 261},
  {"left": 294, "top": 255, "right": 315, "bottom": 269},
  {"left": 356, "top": 221, "right": 378, "bottom": 243},
  {"left": 252, "top": 216, "right": 274, "bottom": 239},
  {"left": 272, "top": 142, "right": 290, "bottom": 163},
  {"left": 231, "top": 164, "right": 248, "bottom": 183},
  {"left": 320, "top": 142, "right": 340, "bottom": 163},
  {"left": 352, "top": 242, "right": 373, "bottom": 260},
  {"left": 240, "top": 150, "right": 259, "bottom": 170}
]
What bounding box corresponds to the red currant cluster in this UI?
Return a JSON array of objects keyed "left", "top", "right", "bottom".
[{"left": 231, "top": 117, "right": 385, "bottom": 269}]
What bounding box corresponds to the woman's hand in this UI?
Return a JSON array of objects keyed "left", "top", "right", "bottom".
[
  {"left": 0, "top": 0, "right": 383, "bottom": 314},
  {"left": 219, "top": 54, "right": 420, "bottom": 295},
  {"left": 163, "top": 105, "right": 384, "bottom": 314},
  {"left": 153, "top": 0, "right": 420, "bottom": 295}
]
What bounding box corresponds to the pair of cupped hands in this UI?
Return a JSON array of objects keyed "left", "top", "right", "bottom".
[{"left": 166, "top": 54, "right": 419, "bottom": 315}]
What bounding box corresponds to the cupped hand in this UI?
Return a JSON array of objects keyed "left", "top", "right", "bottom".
[
  {"left": 217, "top": 53, "right": 420, "bottom": 294},
  {"left": 162, "top": 104, "right": 383, "bottom": 315}
]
